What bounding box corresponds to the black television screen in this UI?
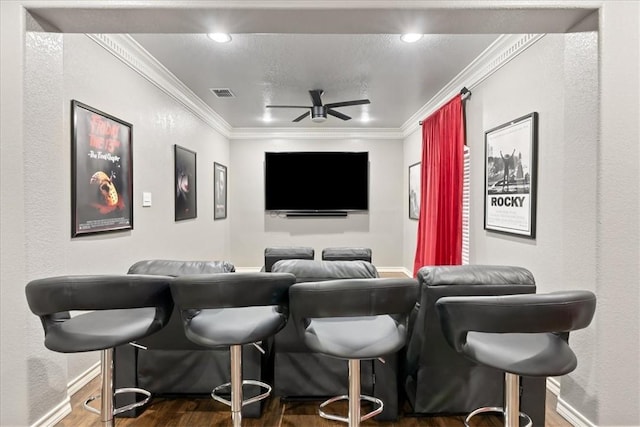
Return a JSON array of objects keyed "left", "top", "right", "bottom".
[{"left": 265, "top": 151, "right": 369, "bottom": 212}]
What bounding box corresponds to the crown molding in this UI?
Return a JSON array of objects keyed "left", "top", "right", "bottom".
[
  {"left": 400, "top": 33, "right": 545, "bottom": 137},
  {"left": 230, "top": 127, "right": 404, "bottom": 140},
  {"left": 87, "top": 34, "right": 233, "bottom": 138},
  {"left": 88, "top": 33, "right": 543, "bottom": 142}
]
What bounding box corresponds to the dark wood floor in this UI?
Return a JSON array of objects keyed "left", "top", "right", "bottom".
[{"left": 57, "top": 375, "right": 572, "bottom": 426}]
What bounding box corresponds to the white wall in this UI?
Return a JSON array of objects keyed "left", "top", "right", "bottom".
[
  {"left": 403, "top": 128, "right": 422, "bottom": 274},
  {"left": 16, "top": 30, "right": 232, "bottom": 425},
  {"left": 229, "top": 137, "right": 404, "bottom": 268},
  {"left": 402, "top": 9, "right": 639, "bottom": 425},
  {"left": 466, "top": 31, "right": 600, "bottom": 421}
]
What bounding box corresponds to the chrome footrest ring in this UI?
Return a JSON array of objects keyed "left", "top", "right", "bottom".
[
  {"left": 83, "top": 387, "right": 152, "bottom": 416},
  {"left": 465, "top": 406, "right": 532, "bottom": 427},
  {"left": 211, "top": 379, "right": 272, "bottom": 407},
  {"left": 318, "top": 394, "right": 384, "bottom": 424}
]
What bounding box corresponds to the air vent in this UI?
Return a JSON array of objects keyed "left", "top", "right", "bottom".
[{"left": 210, "top": 88, "right": 235, "bottom": 98}]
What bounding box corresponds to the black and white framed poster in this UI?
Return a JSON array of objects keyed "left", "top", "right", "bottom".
[
  {"left": 408, "top": 162, "right": 421, "bottom": 220},
  {"left": 214, "top": 162, "right": 227, "bottom": 220},
  {"left": 71, "top": 100, "right": 133, "bottom": 237},
  {"left": 484, "top": 112, "right": 538, "bottom": 238}
]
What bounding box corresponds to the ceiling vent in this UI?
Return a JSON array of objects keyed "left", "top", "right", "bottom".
[{"left": 210, "top": 88, "right": 235, "bottom": 98}]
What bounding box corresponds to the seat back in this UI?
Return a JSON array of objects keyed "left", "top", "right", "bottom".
[
  {"left": 403, "top": 265, "right": 536, "bottom": 416},
  {"left": 290, "top": 278, "right": 418, "bottom": 358},
  {"left": 127, "top": 259, "right": 235, "bottom": 350},
  {"left": 264, "top": 246, "right": 314, "bottom": 272},
  {"left": 26, "top": 274, "right": 173, "bottom": 352},
  {"left": 271, "top": 259, "right": 378, "bottom": 282},
  {"left": 321, "top": 247, "right": 372, "bottom": 263}
]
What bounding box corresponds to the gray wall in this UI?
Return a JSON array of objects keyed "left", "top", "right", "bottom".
[
  {"left": 2, "top": 2, "right": 639, "bottom": 427},
  {"left": 466, "top": 32, "right": 600, "bottom": 421},
  {"left": 402, "top": 7, "right": 639, "bottom": 424},
  {"left": 12, "top": 30, "right": 232, "bottom": 425},
  {"left": 229, "top": 137, "right": 404, "bottom": 268}
]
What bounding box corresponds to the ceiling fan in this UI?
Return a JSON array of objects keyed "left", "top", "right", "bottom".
[{"left": 266, "top": 89, "right": 370, "bottom": 123}]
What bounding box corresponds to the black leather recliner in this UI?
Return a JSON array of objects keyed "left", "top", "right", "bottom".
[
  {"left": 402, "top": 265, "right": 547, "bottom": 426},
  {"left": 263, "top": 246, "right": 314, "bottom": 272},
  {"left": 270, "top": 259, "right": 402, "bottom": 421},
  {"left": 321, "top": 247, "right": 372, "bottom": 263},
  {"left": 113, "top": 260, "right": 270, "bottom": 418}
]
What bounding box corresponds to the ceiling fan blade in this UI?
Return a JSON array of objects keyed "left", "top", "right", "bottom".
[
  {"left": 324, "top": 99, "right": 371, "bottom": 109},
  {"left": 265, "top": 105, "right": 311, "bottom": 109},
  {"left": 327, "top": 109, "right": 351, "bottom": 121},
  {"left": 309, "top": 89, "right": 323, "bottom": 106},
  {"left": 292, "top": 111, "right": 311, "bottom": 122}
]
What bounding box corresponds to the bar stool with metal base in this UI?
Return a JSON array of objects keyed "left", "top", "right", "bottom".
[
  {"left": 25, "top": 274, "right": 174, "bottom": 427},
  {"left": 436, "top": 290, "right": 596, "bottom": 427},
  {"left": 170, "top": 272, "right": 296, "bottom": 427},
  {"left": 289, "top": 277, "right": 418, "bottom": 427}
]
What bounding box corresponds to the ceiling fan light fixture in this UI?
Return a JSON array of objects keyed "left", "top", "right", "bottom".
[
  {"left": 400, "top": 33, "right": 423, "bottom": 43},
  {"left": 207, "top": 33, "right": 232, "bottom": 43},
  {"left": 311, "top": 105, "right": 327, "bottom": 123}
]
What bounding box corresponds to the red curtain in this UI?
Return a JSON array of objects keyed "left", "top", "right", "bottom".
[{"left": 413, "top": 95, "right": 464, "bottom": 276}]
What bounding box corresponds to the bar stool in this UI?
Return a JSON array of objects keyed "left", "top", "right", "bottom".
[
  {"left": 289, "top": 277, "right": 418, "bottom": 427},
  {"left": 436, "top": 290, "right": 596, "bottom": 427},
  {"left": 25, "top": 274, "right": 174, "bottom": 427},
  {"left": 170, "top": 271, "right": 296, "bottom": 427}
]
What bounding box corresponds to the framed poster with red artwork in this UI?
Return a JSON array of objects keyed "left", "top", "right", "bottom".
[{"left": 71, "top": 100, "right": 133, "bottom": 237}]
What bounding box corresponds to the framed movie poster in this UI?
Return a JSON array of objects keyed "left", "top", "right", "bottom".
[
  {"left": 214, "top": 162, "right": 227, "bottom": 220},
  {"left": 408, "top": 162, "right": 421, "bottom": 220},
  {"left": 71, "top": 100, "right": 133, "bottom": 237},
  {"left": 484, "top": 112, "right": 538, "bottom": 238},
  {"left": 175, "top": 145, "right": 197, "bottom": 221}
]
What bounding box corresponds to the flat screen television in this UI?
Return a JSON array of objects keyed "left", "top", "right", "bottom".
[{"left": 264, "top": 151, "right": 369, "bottom": 212}]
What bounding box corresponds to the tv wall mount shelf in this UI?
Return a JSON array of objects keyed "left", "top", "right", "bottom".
[{"left": 285, "top": 211, "right": 348, "bottom": 218}]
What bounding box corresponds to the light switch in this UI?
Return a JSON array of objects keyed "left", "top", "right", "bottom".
[{"left": 142, "top": 192, "right": 152, "bottom": 207}]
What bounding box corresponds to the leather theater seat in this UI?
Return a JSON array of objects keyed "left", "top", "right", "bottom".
[
  {"left": 402, "top": 265, "right": 546, "bottom": 425},
  {"left": 112, "top": 259, "right": 275, "bottom": 419}
]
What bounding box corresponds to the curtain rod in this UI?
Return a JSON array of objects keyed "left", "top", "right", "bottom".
[{"left": 419, "top": 87, "right": 471, "bottom": 125}]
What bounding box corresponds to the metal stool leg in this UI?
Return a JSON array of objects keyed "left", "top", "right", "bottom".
[
  {"left": 83, "top": 348, "right": 153, "bottom": 426},
  {"left": 318, "top": 359, "right": 383, "bottom": 427},
  {"left": 211, "top": 344, "right": 272, "bottom": 427},
  {"left": 464, "top": 373, "right": 532, "bottom": 427}
]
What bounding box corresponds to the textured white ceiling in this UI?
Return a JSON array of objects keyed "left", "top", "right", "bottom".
[
  {"left": 130, "top": 33, "right": 499, "bottom": 128},
  {"left": 26, "top": 2, "right": 597, "bottom": 129}
]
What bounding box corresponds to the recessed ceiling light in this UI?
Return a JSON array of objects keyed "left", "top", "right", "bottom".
[
  {"left": 208, "top": 33, "right": 232, "bottom": 43},
  {"left": 400, "top": 33, "right": 423, "bottom": 43}
]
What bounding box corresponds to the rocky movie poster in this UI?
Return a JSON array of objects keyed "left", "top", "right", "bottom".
[{"left": 72, "top": 101, "right": 132, "bottom": 236}]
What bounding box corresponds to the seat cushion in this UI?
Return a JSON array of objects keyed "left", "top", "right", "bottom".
[
  {"left": 301, "top": 315, "right": 407, "bottom": 359},
  {"left": 463, "top": 332, "right": 578, "bottom": 377},
  {"left": 184, "top": 306, "right": 288, "bottom": 346},
  {"left": 45, "top": 308, "right": 165, "bottom": 353}
]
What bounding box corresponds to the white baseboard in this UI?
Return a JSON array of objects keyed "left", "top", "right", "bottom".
[
  {"left": 68, "top": 362, "right": 100, "bottom": 396},
  {"left": 556, "top": 395, "right": 597, "bottom": 427},
  {"left": 30, "top": 396, "right": 71, "bottom": 427},
  {"left": 30, "top": 362, "right": 100, "bottom": 427},
  {"left": 546, "top": 377, "right": 597, "bottom": 427},
  {"left": 547, "top": 377, "right": 561, "bottom": 396}
]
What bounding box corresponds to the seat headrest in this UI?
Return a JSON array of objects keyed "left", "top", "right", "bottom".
[
  {"left": 127, "top": 259, "right": 235, "bottom": 276},
  {"left": 272, "top": 259, "right": 379, "bottom": 282},
  {"left": 417, "top": 265, "right": 534, "bottom": 287}
]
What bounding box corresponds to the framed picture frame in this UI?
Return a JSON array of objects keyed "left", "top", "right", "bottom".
[
  {"left": 214, "top": 162, "right": 227, "bottom": 220},
  {"left": 71, "top": 100, "right": 133, "bottom": 237},
  {"left": 408, "top": 161, "right": 421, "bottom": 220},
  {"left": 174, "top": 144, "right": 197, "bottom": 221},
  {"left": 484, "top": 112, "right": 538, "bottom": 238}
]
